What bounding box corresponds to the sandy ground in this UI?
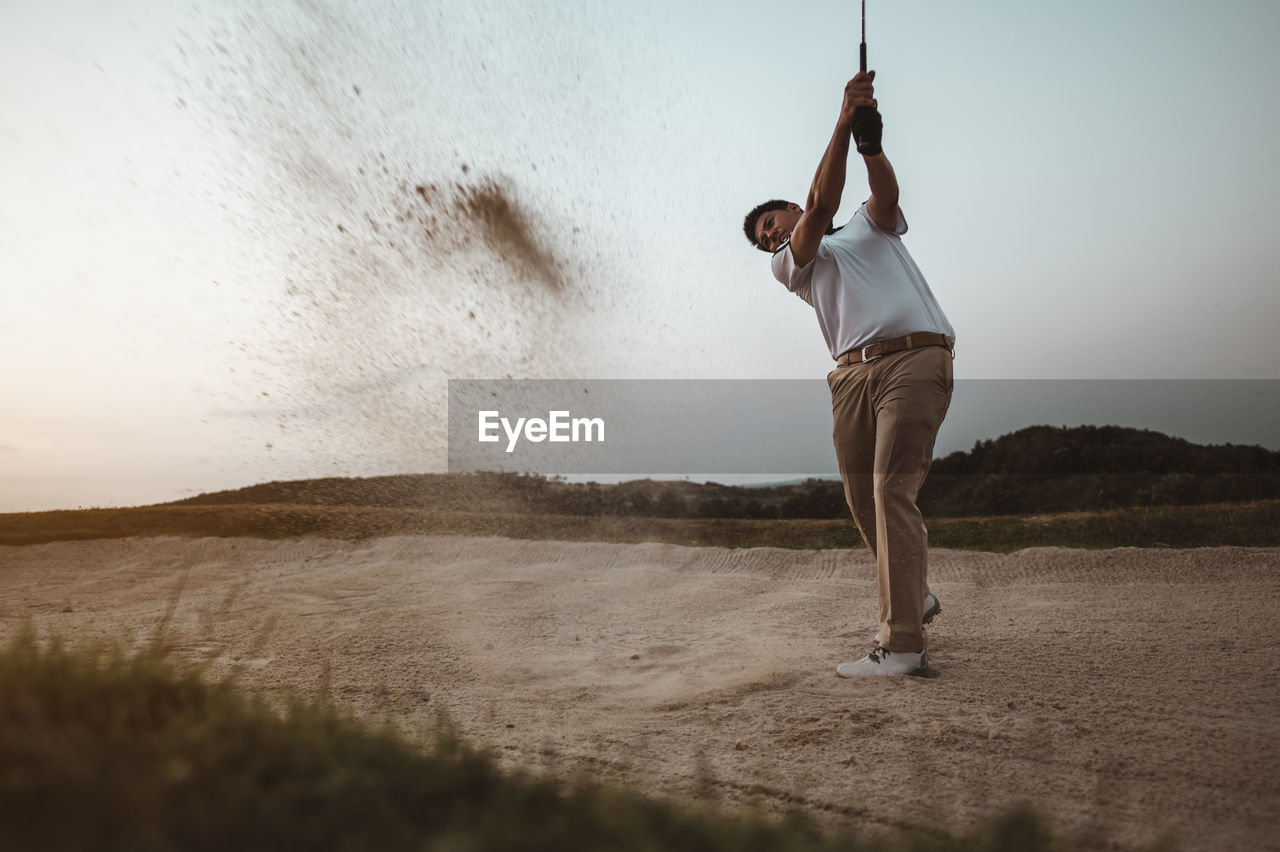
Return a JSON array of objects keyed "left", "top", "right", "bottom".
[{"left": 2, "top": 535, "right": 1278, "bottom": 849}]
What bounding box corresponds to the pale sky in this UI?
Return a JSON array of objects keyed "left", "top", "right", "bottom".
[{"left": 3, "top": 0, "right": 1278, "bottom": 511}]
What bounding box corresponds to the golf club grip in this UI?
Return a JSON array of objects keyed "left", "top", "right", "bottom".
[
  {"left": 854, "top": 106, "right": 875, "bottom": 155},
  {"left": 855, "top": 42, "right": 872, "bottom": 153}
]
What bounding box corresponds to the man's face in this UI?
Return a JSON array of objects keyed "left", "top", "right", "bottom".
[{"left": 755, "top": 203, "right": 803, "bottom": 253}]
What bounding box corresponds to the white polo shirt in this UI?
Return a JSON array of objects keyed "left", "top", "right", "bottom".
[{"left": 771, "top": 202, "right": 955, "bottom": 360}]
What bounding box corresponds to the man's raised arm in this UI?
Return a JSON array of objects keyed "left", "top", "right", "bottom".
[
  {"left": 841, "top": 83, "right": 901, "bottom": 232},
  {"left": 788, "top": 71, "right": 877, "bottom": 267},
  {"left": 864, "top": 151, "right": 901, "bottom": 232}
]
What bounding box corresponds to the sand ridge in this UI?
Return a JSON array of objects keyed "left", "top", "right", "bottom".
[{"left": 2, "top": 536, "right": 1278, "bottom": 850}]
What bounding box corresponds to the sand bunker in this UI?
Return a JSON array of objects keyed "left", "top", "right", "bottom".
[{"left": 3, "top": 536, "right": 1277, "bottom": 850}]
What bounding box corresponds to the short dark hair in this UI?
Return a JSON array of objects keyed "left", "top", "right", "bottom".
[{"left": 743, "top": 199, "right": 792, "bottom": 252}]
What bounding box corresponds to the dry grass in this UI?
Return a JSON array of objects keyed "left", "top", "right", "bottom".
[{"left": 2, "top": 499, "right": 1277, "bottom": 551}]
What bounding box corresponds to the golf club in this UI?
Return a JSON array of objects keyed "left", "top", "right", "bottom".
[{"left": 854, "top": 0, "right": 877, "bottom": 155}]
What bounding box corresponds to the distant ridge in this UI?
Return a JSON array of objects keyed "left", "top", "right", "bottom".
[
  {"left": 172, "top": 425, "right": 1280, "bottom": 519},
  {"left": 931, "top": 424, "right": 1279, "bottom": 476}
]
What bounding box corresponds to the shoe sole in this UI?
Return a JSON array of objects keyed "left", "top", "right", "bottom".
[
  {"left": 923, "top": 598, "right": 941, "bottom": 625},
  {"left": 914, "top": 603, "right": 937, "bottom": 675}
]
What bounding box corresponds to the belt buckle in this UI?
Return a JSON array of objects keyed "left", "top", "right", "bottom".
[{"left": 861, "top": 344, "right": 882, "bottom": 363}]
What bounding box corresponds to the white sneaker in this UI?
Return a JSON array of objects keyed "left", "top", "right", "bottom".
[
  {"left": 836, "top": 647, "right": 928, "bottom": 678},
  {"left": 873, "top": 592, "right": 941, "bottom": 645}
]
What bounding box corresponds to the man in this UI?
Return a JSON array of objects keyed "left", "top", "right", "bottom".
[{"left": 743, "top": 71, "right": 955, "bottom": 677}]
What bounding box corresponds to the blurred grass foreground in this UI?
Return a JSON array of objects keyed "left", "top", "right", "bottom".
[{"left": 0, "top": 629, "right": 1124, "bottom": 852}]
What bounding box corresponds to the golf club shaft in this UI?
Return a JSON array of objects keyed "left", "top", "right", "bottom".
[{"left": 860, "top": 0, "right": 867, "bottom": 74}]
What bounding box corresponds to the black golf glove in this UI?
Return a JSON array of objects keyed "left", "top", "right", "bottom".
[{"left": 852, "top": 107, "right": 883, "bottom": 156}]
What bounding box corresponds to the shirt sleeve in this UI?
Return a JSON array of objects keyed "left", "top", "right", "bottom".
[
  {"left": 859, "top": 201, "right": 907, "bottom": 236},
  {"left": 770, "top": 242, "right": 815, "bottom": 306}
]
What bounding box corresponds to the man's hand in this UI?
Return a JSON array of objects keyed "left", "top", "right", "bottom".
[
  {"left": 791, "top": 73, "right": 879, "bottom": 267},
  {"left": 839, "top": 71, "right": 877, "bottom": 130}
]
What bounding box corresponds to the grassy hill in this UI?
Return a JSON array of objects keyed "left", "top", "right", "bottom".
[
  {"left": 168, "top": 425, "right": 1280, "bottom": 520},
  {"left": 4, "top": 425, "right": 1277, "bottom": 550}
]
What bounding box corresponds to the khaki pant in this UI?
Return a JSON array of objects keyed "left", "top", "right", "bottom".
[{"left": 827, "top": 344, "right": 954, "bottom": 653}]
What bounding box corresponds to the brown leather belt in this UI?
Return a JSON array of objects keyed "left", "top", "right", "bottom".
[{"left": 836, "top": 332, "right": 954, "bottom": 366}]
